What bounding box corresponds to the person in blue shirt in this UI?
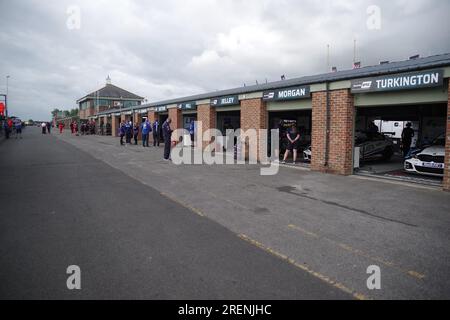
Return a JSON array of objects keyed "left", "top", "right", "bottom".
[
  {"left": 152, "top": 120, "right": 160, "bottom": 147},
  {"left": 14, "top": 119, "right": 22, "bottom": 139},
  {"left": 189, "top": 120, "right": 195, "bottom": 147},
  {"left": 162, "top": 118, "right": 173, "bottom": 160},
  {"left": 141, "top": 119, "right": 152, "bottom": 147},
  {"left": 119, "top": 121, "right": 126, "bottom": 145}
]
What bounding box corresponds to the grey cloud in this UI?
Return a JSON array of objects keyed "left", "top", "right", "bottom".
[{"left": 0, "top": 0, "right": 449, "bottom": 120}]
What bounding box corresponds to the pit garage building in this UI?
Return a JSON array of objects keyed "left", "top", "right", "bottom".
[{"left": 93, "top": 53, "right": 450, "bottom": 191}]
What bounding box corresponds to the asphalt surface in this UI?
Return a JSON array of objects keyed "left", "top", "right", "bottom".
[
  {"left": 0, "top": 127, "right": 350, "bottom": 299},
  {"left": 55, "top": 129, "right": 450, "bottom": 299}
]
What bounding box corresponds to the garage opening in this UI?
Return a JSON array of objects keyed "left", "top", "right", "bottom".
[
  {"left": 354, "top": 103, "right": 447, "bottom": 186},
  {"left": 268, "top": 110, "right": 312, "bottom": 165},
  {"left": 216, "top": 110, "right": 240, "bottom": 151},
  {"left": 157, "top": 113, "right": 168, "bottom": 143},
  {"left": 182, "top": 112, "right": 197, "bottom": 147}
]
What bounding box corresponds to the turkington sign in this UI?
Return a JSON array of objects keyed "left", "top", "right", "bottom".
[
  {"left": 263, "top": 86, "right": 311, "bottom": 101},
  {"left": 351, "top": 69, "right": 444, "bottom": 93}
]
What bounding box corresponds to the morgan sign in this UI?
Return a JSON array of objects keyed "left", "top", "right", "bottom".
[
  {"left": 351, "top": 69, "right": 444, "bottom": 93},
  {"left": 263, "top": 86, "right": 311, "bottom": 101}
]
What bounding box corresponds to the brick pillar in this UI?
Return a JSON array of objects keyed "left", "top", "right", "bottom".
[
  {"left": 148, "top": 111, "right": 156, "bottom": 123},
  {"left": 112, "top": 115, "right": 120, "bottom": 137},
  {"left": 197, "top": 104, "right": 216, "bottom": 149},
  {"left": 311, "top": 89, "right": 354, "bottom": 175},
  {"left": 169, "top": 107, "right": 182, "bottom": 129},
  {"left": 135, "top": 113, "right": 143, "bottom": 140},
  {"left": 168, "top": 107, "right": 182, "bottom": 143},
  {"left": 148, "top": 111, "right": 156, "bottom": 145},
  {"left": 444, "top": 80, "right": 450, "bottom": 191},
  {"left": 241, "top": 98, "right": 267, "bottom": 161}
]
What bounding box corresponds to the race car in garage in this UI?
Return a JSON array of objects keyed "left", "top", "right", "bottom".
[
  {"left": 404, "top": 134, "right": 445, "bottom": 177},
  {"left": 303, "top": 132, "right": 395, "bottom": 162}
]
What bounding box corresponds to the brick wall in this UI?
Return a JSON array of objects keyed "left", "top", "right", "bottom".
[
  {"left": 112, "top": 116, "right": 120, "bottom": 137},
  {"left": 169, "top": 108, "right": 182, "bottom": 130},
  {"left": 444, "top": 80, "right": 450, "bottom": 191},
  {"left": 148, "top": 111, "right": 157, "bottom": 144},
  {"left": 197, "top": 104, "right": 216, "bottom": 149},
  {"left": 311, "top": 91, "right": 327, "bottom": 171},
  {"left": 148, "top": 111, "right": 156, "bottom": 123},
  {"left": 311, "top": 89, "right": 354, "bottom": 175},
  {"left": 240, "top": 98, "right": 267, "bottom": 161}
]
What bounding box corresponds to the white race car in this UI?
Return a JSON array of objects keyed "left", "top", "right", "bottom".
[{"left": 404, "top": 134, "right": 445, "bottom": 177}]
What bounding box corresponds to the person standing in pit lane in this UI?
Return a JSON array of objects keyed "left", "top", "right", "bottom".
[
  {"left": 124, "top": 121, "right": 132, "bottom": 144},
  {"left": 119, "top": 121, "right": 126, "bottom": 146},
  {"left": 141, "top": 118, "right": 151, "bottom": 148},
  {"left": 162, "top": 118, "right": 173, "bottom": 161},
  {"left": 153, "top": 120, "right": 160, "bottom": 147},
  {"left": 14, "top": 119, "right": 22, "bottom": 139},
  {"left": 133, "top": 122, "right": 140, "bottom": 145},
  {"left": 281, "top": 126, "right": 300, "bottom": 165}
]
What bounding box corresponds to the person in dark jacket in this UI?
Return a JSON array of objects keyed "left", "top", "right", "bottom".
[
  {"left": 119, "top": 121, "right": 126, "bottom": 145},
  {"left": 133, "top": 122, "right": 140, "bottom": 145},
  {"left": 281, "top": 126, "right": 300, "bottom": 165},
  {"left": 401, "top": 123, "right": 415, "bottom": 158},
  {"left": 162, "top": 118, "right": 173, "bottom": 160},
  {"left": 152, "top": 120, "right": 160, "bottom": 147},
  {"left": 125, "top": 121, "right": 132, "bottom": 144}
]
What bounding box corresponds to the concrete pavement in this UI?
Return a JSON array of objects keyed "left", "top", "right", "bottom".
[{"left": 55, "top": 129, "right": 450, "bottom": 299}]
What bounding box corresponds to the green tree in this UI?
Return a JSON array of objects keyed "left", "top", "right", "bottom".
[
  {"left": 70, "top": 108, "right": 79, "bottom": 117},
  {"left": 51, "top": 108, "right": 60, "bottom": 118}
]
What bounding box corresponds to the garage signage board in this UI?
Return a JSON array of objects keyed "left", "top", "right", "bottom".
[
  {"left": 155, "top": 106, "right": 168, "bottom": 112},
  {"left": 210, "top": 95, "right": 240, "bottom": 107},
  {"left": 178, "top": 102, "right": 197, "bottom": 110},
  {"left": 351, "top": 69, "right": 444, "bottom": 93},
  {"left": 263, "top": 86, "right": 311, "bottom": 101}
]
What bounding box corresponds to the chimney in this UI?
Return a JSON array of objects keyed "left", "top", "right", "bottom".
[{"left": 331, "top": 66, "right": 338, "bottom": 73}]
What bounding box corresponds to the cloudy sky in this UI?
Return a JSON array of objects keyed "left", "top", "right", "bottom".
[{"left": 0, "top": 0, "right": 449, "bottom": 120}]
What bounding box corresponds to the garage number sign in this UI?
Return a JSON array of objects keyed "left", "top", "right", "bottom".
[
  {"left": 210, "top": 95, "right": 239, "bottom": 107},
  {"left": 263, "top": 86, "right": 311, "bottom": 101},
  {"left": 178, "top": 102, "right": 197, "bottom": 110},
  {"left": 351, "top": 69, "right": 444, "bottom": 93},
  {"left": 155, "top": 106, "right": 167, "bottom": 112}
]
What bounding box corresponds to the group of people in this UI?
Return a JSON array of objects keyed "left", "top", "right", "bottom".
[
  {"left": 118, "top": 118, "right": 174, "bottom": 160},
  {"left": 80, "top": 120, "right": 96, "bottom": 135},
  {"left": 41, "top": 122, "right": 52, "bottom": 134},
  {"left": 2, "top": 118, "right": 23, "bottom": 139}
]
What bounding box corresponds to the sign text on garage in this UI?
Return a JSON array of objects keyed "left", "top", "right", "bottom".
[
  {"left": 263, "top": 86, "right": 311, "bottom": 101},
  {"left": 178, "top": 102, "right": 197, "bottom": 111},
  {"left": 351, "top": 69, "right": 444, "bottom": 93},
  {"left": 155, "top": 106, "right": 168, "bottom": 112},
  {"left": 210, "top": 95, "right": 240, "bottom": 107}
]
